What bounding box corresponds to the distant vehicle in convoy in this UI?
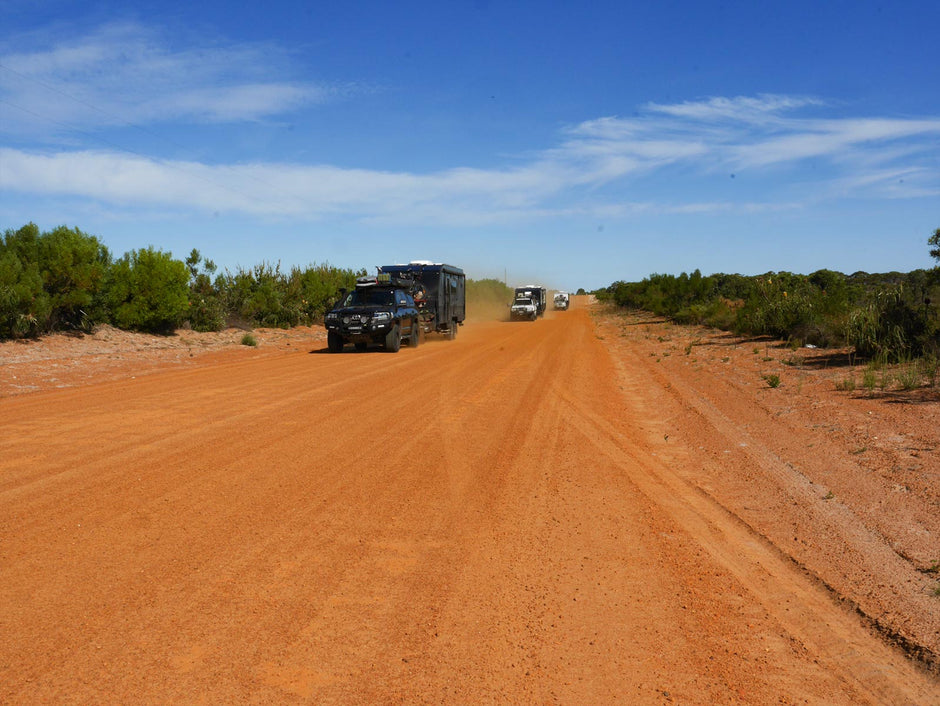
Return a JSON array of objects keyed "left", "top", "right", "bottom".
[
  {"left": 378, "top": 261, "right": 465, "bottom": 340},
  {"left": 514, "top": 285, "right": 547, "bottom": 317},
  {"left": 510, "top": 296, "right": 538, "bottom": 321},
  {"left": 554, "top": 291, "right": 570, "bottom": 310},
  {"left": 324, "top": 274, "right": 421, "bottom": 352}
]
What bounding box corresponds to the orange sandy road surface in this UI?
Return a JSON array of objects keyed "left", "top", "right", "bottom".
[{"left": 1, "top": 299, "right": 936, "bottom": 704}]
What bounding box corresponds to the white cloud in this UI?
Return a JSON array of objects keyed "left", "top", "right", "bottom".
[
  {"left": 1, "top": 89, "right": 938, "bottom": 225},
  {"left": 0, "top": 22, "right": 332, "bottom": 134},
  {"left": 647, "top": 94, "right": 823, "bottom": 124},
  {"left": 555, "top": 96, "right": 940, "bottom": 201}
]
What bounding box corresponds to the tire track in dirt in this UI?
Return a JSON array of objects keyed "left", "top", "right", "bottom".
[
  {"left": 553, "top": 375, "right": 932, "bottom": 703},
  {"left": 593, "top": 311, "right": 940, "bottom": 675},
  {"left": 1, "top": 299, "right": 937, "bottom": 703}
]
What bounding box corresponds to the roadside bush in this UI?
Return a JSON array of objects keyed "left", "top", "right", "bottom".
[
  {"left": 844, "top": 286, "right": 924, "bottom": 361},
  {"left": 1, "top": 222, "right": 367, "bottom": 337},
  {"left": 104, "top": 247, "right": 190, "bottom": 333},
  {"left": 467, "top": 278, "right": 514, "bottom": 318},
  {"left": 602, "top": 262, "right": 940, "bottom": 363},
  {"left": 0, "top": 223, "right": 110, "bottom": 337},
  {"left": 0, "top": 249, "right": 49, "bottom": 338},
  {"left": 291, "top": 263, "right": 365, "bottom": 321},
  {"left": 221, "top": 262, "right": 303, "bottom": 329},
  {"left": 185, "top": 249, "right": 226, "bottom": 332},
  {"left": 37, "top": 225, "right": 111, "bottom": 331},
  {"left": 1, "top": 224, "right": 47, "bottom": 338},
  {"left": 218, "top": 261, "right": 365, "bottom": 329}
]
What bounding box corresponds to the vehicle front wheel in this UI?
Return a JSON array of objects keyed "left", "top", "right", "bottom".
[
  {"left": 327, "top": 331, "right": 344, "bottom": 353},
  {"left": 385, "top": 324, "right": 401, "bottom": 352},
  {"left": 410, "top": 319, "right": 420, "bottom": 347}
]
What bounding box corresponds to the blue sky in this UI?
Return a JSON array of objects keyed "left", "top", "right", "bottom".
[{"left": 1, "top": 1, "right": 938, "bottom": 291}]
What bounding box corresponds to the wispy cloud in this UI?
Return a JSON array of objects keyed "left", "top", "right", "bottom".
[
  {"left": 0, "top": 22, "right": 332, "bottom": 134},
  {"left": 647, "top": 94, "right": 824, "bottom": 123},
  {"left": 563, "top": 96, "right": 940, "bottom": 175}
]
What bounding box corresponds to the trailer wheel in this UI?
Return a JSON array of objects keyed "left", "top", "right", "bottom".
[
  {"left": 327, "top": 331, "right": 344, "bottom": 353},
  {"left": 410, "top": 318, "right": 421, "bottom": 347},
  {"left": 385, "top": 324, "right": 401, "bottom": 352}
]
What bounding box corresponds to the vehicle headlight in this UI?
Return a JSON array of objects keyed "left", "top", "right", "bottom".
[
  {"left": 325, "top": 312, "right": 338, "bottom": 321},
  {"left": 373, "top": 311, "right": 391, "bottom": 322}
]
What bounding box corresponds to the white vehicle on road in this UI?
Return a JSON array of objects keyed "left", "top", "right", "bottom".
[{"left": 510, "top": 297, "right": 538, "bottom": 321}]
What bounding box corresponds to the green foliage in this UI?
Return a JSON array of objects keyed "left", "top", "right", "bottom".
[
  {"left": 0, "top": 223, "right": 370, "bottom": 338},
  {"left": 835, "top": 377, "right": 856, "bottom": 392},
  {"left": 763, "top": 373, "right": 781, "bottom": 388},
  {"left": 895, "top": 361, "right": 921, "bottom": 391},
  {"left": 185, "top": 249, "right": 226, "bottom": 332},
  {"left": 602, "top": 262, "right": 940, "bottom": 362},
  {"left": 39, "top": 225, "right": 111, "bottom": 330},
  {"left": 291, "top": 262, "right": 365, "bottom": 321},
  {"left": 104, "top": 247, "right": 190, "bottom": 333},
  {"left": 240, "top": 333, "right": 258, "bottom": 346},
  {"left": 467, "top": 279, "right": 514, "bottom": 306},
  {"left": 218, "top": 261, "right": 364, "bottom": 329},
  {"left": 862, "top": 366, "right": 878, "bottom": 396},
  {"left": 928, "top": 227, "right": 940, "bottom": 263},
  {"left": 466, "top": 278, "right": 514, "bottom": 318},
  {"left": 219, "top": 263, "right": 294, "bottom": 328},
  {"left": 0, "top": 253, "right": 49, "bottom": 338},
  {"left": 1, "top": 223, "right": 109, "bottom": 338},
  {"left": 844, "top": 285, "right": 924, "bottom": 362},
  {"left": 467, "top": 277, "right": 513, "bottom": 303}
]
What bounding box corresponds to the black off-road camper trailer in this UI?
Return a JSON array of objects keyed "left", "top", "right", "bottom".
[{"left": 378, "top": 261, "right": 466, "bottom": 339}]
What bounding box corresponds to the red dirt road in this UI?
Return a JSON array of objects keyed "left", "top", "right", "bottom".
[{"left": 1, "top": 299, "right": 938, "bottom": 703}]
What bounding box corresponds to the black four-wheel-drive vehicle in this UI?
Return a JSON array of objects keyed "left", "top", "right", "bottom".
[
  {"left": 324, "top": 275, "right": 421, "bottom": 353},
  {"left": 378, "top": 261, "right": 465, "bottom": 340}
]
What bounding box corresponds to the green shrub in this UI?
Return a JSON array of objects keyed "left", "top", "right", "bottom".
[
  {"left": 844, "top": 286, "right": 921, "bottom": 362},
  {"left": 104, "top": 247, "right": 189, "bottom": 333},
  {"left": 292, "top": 262, "right": 365, "bottom": 321},
  {"left": 602, "top": 261, "right": 940, "bottom": 367},
  {"left": 241, "top": 333, "right": 258, "bottom": 346},
  {"left": 218, "top": 261, "right": 365, "bottom": 329},
  {"left": 835, "top": 377, "right": 856, "bottom": 392},
  {"left": 185, "top": 249, "right": 226, "bottom": 332},
  {"left": 896, "top": 362, "right": 921, "bottom": 391},
  {"left": 38, "top": 225, "right": 111, "bottom": 331},
  {"left": 223, "top": 263, "right": 302, "bottom": 328},
  {"left": 0, "top": 224, "right": 51, "bottom": 338}
]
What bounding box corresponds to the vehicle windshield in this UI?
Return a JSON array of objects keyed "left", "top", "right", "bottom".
[
  {"left": 513, "top": 298, "right": 532, "bottom": 306},
  {"left": 343, "top": 288, "right": 396, "bottom": 307}
]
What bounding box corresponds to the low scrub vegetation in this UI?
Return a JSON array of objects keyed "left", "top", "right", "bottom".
[
  {"left": 466, "top": 278, "right": 514, "bottom": 318},
  {"left": 1, "top": 223, "right": 364, "bottom": 338},
  {"left": 599, "top": 231, "right": 940, "bottom": 363},
  {"left": 2, "top": 222, "right": 511, "bottom": 341}
]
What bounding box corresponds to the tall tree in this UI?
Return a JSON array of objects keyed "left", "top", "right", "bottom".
[{"left": 929, "top": 227, "right": 940, "bottom": 263}]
